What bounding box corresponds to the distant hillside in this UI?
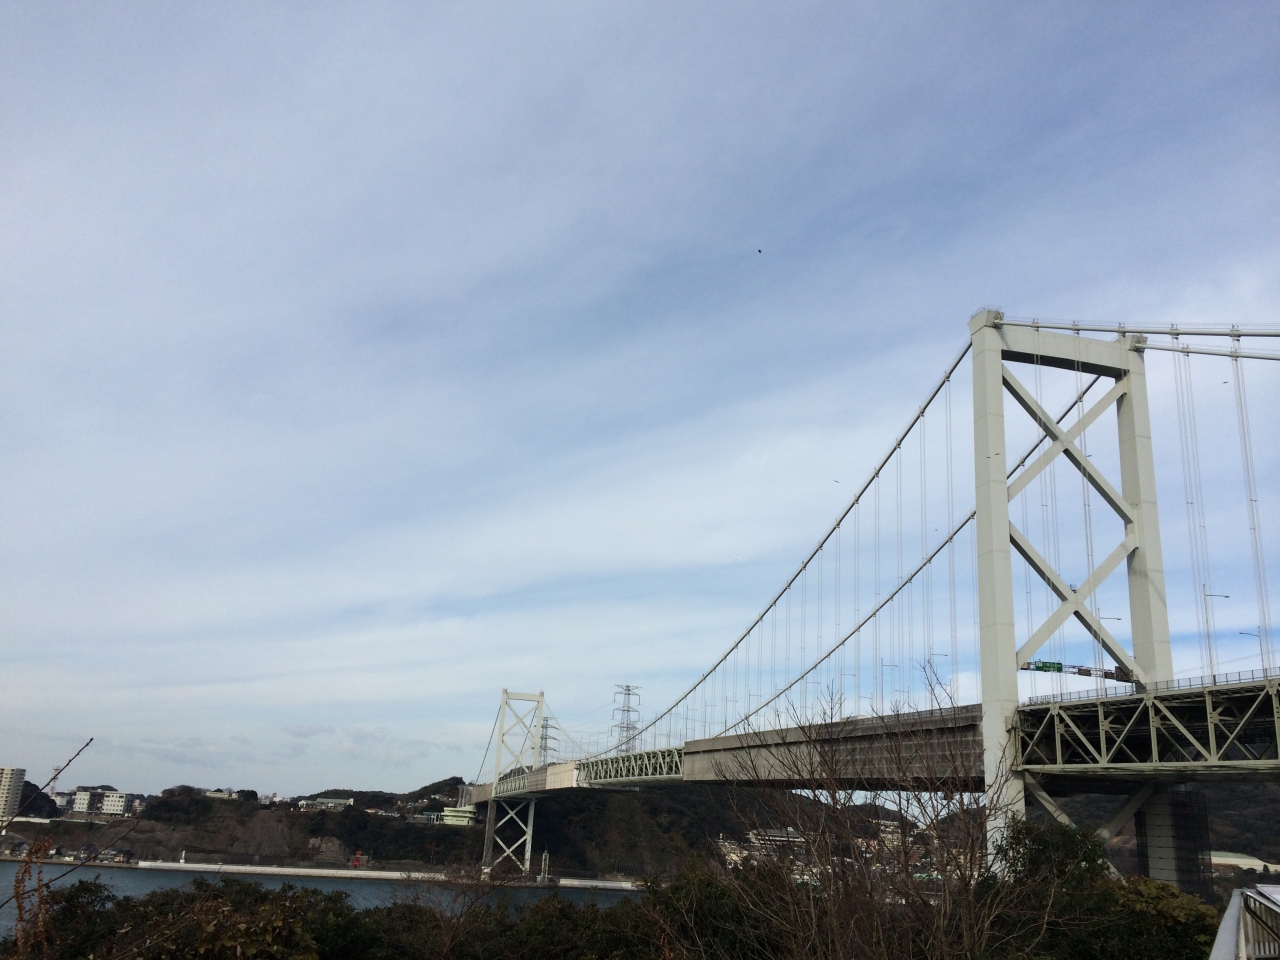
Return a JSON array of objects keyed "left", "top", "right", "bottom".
[
  {"left": 1045, "top": 782, "right": 1280, "bottom": 868},
  {"left": 23, "top": 776, "right": 1280, "bottom": 879},
  {"left": 535, "top": 785, "right": 755, "bottom": 876},
  {"left": 23, "top": 798, "right": 481, "bottom": 868},
  {"left": 295, "top": 777, "right": 465, "bottom": 811},
  {"left": 11, "top": 779, "right": 765, "bottom": 875},
  {"left": 1202, "top": 782, "right": 1280, "bottom": 861}
]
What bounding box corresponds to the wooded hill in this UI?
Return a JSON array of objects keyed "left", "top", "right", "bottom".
[{"left": 13, "top": 778, "right": 1280, "bottom": 877}]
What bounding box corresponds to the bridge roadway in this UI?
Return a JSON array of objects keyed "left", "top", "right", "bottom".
[{"left": 466, "top": 674, "right": 1280, "bottom": 805}]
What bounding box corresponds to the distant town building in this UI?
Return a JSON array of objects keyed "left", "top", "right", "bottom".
[
  {"left": 100, "top": 792, "right": 139, "bottom": 816},
  {"left": 441, "top": 805, "right": 477, "bottom": 826},
  {"left": 296, "top": 797, "right": 354, "bottom": 812},
  {"left": 0, "top": 768, "right": 25, "bottom": 819},
  {"left": 204, "top": 789, "right": 236, "bottom": 800},
  {"left": 52, "top": 792, "right": 75, "bottom": 812},
  {"left": 72, "top": 787, "right": 139, "bottom": 817},
  {"left": 716, "top": 827, "right": 804, "bottom": 868},
  {"left": 72, "top": 787, "right": 105, "bottom": 813}
]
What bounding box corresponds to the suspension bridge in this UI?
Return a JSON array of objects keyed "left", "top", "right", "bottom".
[{"left": 464, "top": 310, "right": 1280, "bottom": 896}]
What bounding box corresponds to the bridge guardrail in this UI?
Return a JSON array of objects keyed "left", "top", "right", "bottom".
[
  {"left": 1211, "top": 887, "right": 1280, "bottom": 960},
  {"left": 1026, "top": 667, "right": 1280, "bottom": 706},
  {"left": 1019, "top": 678, "right": 1280, "bottom": 780}
]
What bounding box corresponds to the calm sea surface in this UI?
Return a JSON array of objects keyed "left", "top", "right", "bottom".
[{"left": 0, "top": 861, "right": 636, "bottom": 934}]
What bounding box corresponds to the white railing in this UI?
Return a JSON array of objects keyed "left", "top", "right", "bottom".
[
  {"left": 1026, "top": 666, "right": 1280, "bottom": 706},
  {"left": 1211, "top": 887, "right": 1280, "bottom": 960}
]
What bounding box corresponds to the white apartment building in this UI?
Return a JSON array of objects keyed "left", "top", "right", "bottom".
[
  {"left": 100, "top": 792, "right": 137, "bottom": 816},
  {"left": 72, "top": 787, "right": 99, "bottom": 812},
  {"left": 70, "top": 786, "right": 139, "bottom": 817},
  {"left": 0, "top": 768, "right": 25, "bottom": 819}
]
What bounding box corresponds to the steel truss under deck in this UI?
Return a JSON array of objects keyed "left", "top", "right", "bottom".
[
  {"left": 492, "top": 770, "right": 530, "bottom": 797},
  {"left": 1018, "top": 678, "right": 1280, "bottom": 784},
  {"left": 577, "top": 747, "right": 684, "bottom": 785}
]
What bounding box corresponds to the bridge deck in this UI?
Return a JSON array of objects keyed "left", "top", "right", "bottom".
[
  {"left": 1018, "top": 676, "right": 1280, "bottom": 792},
  {"left": 468, "top": 678, "right": 1280, "bottom": 804}
]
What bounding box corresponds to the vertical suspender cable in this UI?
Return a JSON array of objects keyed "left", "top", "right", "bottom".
[
  {"left": 816, "top": 547, "right": 824, "bottom": 713},
  {"left": 1021, "top": 482, "right": 1035, "bottom": 693},
  {"left": 785, "top": 587, "right": 792, "bottom": 697},
  {"left": 854, "top": 502, "right": 862, "bottom": 712},
  {"left": 896, "top": 449, "right": 904, "bottom": 701},
  {"left": 757, "top": 611, "right": 764, "bottom": 718},
  {"left": 800, "top": 567, "right": 808, "bottom": 717},
  {"left": 903, "top": 447, "right": 914, "bottom": 704},
  {"left": 1049, "top": 455, "right": 1064, "bottom": 694},
  {"left": 946, "top": 377, "right": 959, "bottom": 700},
  {"left": 829, "top": 527, "right": 839, "bottom": 716},
  {"left": 921, "top": 409, "right": 933, "bottom": 694},
  {"left": 874, "top": 475, "right": 882, "bottom": 710},
  {"left": 1071, "top": 333, "right": 1104, "bottom": 689},
  {"left": 970, "top": 519, "right": 980, "bottom": 690},
  {"left": 1231, "top": 338, "right": 1274, "bottom": 669},
  {"left": 1033, "top": 359, "right": 1052, "bottom": 693},
  {"left": 1080, "top": 388, "right": 1103, "bottom": 684},
  {"left": 770, "top": 605, "right": 777, "bottom": 714},
  {"left": 1171, "top": 338, "right": 1218, "bottom": 674}
]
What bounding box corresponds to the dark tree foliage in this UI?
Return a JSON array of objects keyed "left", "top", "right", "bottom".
[
  {"left": 997, "top": 821, "right": 1219, "bottom": 960},
  {"left": 295, "top": 777, "right": 468, "bottom": 812},
  {"left": 533, "top": 784, "right": 779, "bottom": 876},
  {"left": 399, "top": 776, "right": 467, "bottom": 806},
  {"left": 141, "top": 785, "right": 215, "bottom": 825},
  {"left": 303, "top": 807, "right": 484, "bottom": 864},
  {"left": 0, "top": 824, "right": 1223, "bottom": 960},
  {"left": 18, "top": 782, "right": 58, "bottom": 819},
  {"left": 299, "top": 789, "right": 400, "bottom": 809},
  {"left": 641, "top": 866, "right": 786, "bottom": 960},
  {"left": 5, "top": 876, "right": 652, "bottom": 960}
]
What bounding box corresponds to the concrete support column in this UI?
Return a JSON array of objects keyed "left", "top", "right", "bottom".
[
  {"left": 1139, "top": 788, "right": 1179, "bottom": 885},
  {"left": 481, "top": 798, "right": 497, "bottom": 872},
  {"left": 969, "top": 309, "right": 1024, "bottom": 823},
  {"left": 523, "top": 799, "right": 538, "bottom": 874},
  {"left": 1115, "top": 338, "right": 1174, "bottom": 685},
  {"left": 1137, "top": 785, "right": 1212, "bottom": 899}
]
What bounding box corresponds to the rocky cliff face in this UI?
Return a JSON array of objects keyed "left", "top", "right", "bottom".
[{"left": 28, "top": 808, "right": 300, "bottom": 862}]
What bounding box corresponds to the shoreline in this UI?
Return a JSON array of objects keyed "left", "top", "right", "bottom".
[
  {"left": 0, "top": 855, "right": 639, "bottom": 890},
  {"left": 142, "top": 861, "right": 641, "bottom": 890},
  {"left": 135, "top": 861, "right": 452, "bottom": 883}
]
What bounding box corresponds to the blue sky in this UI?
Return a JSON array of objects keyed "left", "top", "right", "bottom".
[{"left": 1, "top": 3, "right": 1277, "bottom": 796}]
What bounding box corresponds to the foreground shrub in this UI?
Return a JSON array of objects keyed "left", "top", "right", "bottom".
[{"left": 1, "top": 825, "right": 1220, "bottom": 960}]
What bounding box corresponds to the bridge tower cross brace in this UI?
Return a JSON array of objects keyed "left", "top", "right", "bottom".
[
  {"left": 482, "top": 689, "right": 545, "bottom": 875},
  {"left": 970, "top": 310, "right": 1173, "bottom": 822}
]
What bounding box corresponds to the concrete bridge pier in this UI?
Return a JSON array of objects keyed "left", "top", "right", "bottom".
[{"left": 1137, "top": 785, "right": 1213, "bottom": 899}]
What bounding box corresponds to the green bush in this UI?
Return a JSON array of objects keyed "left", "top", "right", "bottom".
[{"left": 0, "top": 826, "right": 1222, "bottom": 960}]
